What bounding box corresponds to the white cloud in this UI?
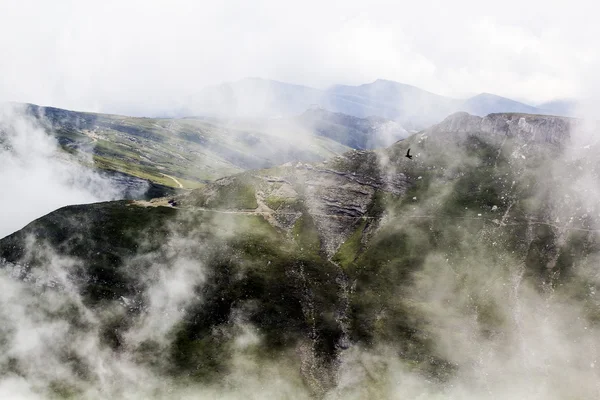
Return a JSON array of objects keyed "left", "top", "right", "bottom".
[
  {"left": 0, "top": 104, "right": 121, "bottom": 238},
  {"left": 0, "top": 0, "right": 597, "bottom": 116}
]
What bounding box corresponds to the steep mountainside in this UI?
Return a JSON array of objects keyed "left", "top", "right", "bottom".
[{"left": 2, "top": 112, "right": 600, "bottom": 398}]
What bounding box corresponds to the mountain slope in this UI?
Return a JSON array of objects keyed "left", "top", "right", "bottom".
[
  {"left": 460, "top": 93, "right": 541, "bottom": 116},
  {"left": 21, "top": 102, "right": 412, "bottom": 191},
  {"left": 187, "top": 78, "right": 549, "bottom": 130},
  {"left": 286, "top": 107, "right": 408, "bottom": 149},
  {"left": 190, "top": 77, "right": 325, "bottom": 118},
  {"left": 538, "top": 99, "right": 580, "bottom": 116},
  {"left": 22, "top": 103, "right": 354, "bottom": 188},
  {"left": 325, "top": 79, "right": 460, "bottom": 129},
  {"left": 2, "top": 112, "right": 599, "bottom": 397}
]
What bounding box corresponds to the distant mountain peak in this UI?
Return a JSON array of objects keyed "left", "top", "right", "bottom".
[
  {"left": 461, "top": 92, "right": 540, "bottom": 117},
  {"left": 370, "top": 78, "right": 412, "bottom": 87},
  {"left": 469, "top": 92, "right": 504, "bottom": 99},
  {"left": 189, "top": 78, "right": 567, "bottom": 129}
]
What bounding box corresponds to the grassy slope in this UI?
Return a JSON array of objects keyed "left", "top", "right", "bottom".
[
  {"left": 3, "top": 123, "right": 600, "bottom": 393},
  {"left": 26, "top": 104, "right": 351, "bottom": 189}
]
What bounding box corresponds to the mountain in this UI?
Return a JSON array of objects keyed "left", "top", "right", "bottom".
[
  {"left": 187, "top": 78, "right": 550, "bottom": 130},
  {"left": 18, "top": 103, "right": 411, "bottom": 191},
  {"left": 287, "top": 107, "right": 408, "bottom": 149},
  {"left": 460, "top": 92, "right": 541, "bottom": 116},
  {"left": 325, "top": 79, "right": 460, "bottom": 129},
  {"left": 427, "top": 111, "right": 575, "bottom": 145},
  {"left": 538, "top": 99, "right": 580, "bottom": 116},
  {"left": 2, "top": 112, "right": 599, "bottom": 397},
  {"left": 20, "top": 103, "right": 376, "bottom": 189},
  {"left": 191, "top": 77, "right": 325, "bottom": 118}
]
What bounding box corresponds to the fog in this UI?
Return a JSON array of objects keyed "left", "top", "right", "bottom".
[
  {"left": 0, "top": 104, "right": 122, "bottom": 238},
  {"left": 1, "top": 1, "right": 600, "bottom": 399},
  {"left": 1, "top": 111, "right": 600, "bottom": 398},
  {"left": 0, "top": 0, "right": 598, "bottom": 116}
]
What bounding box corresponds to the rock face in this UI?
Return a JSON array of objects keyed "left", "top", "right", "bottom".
[
  {"left": 428, "top": 112, "right": 574, "bottom": 146},
  {"left": 181, "top": 149, "right": 411, "bottom": 256}
]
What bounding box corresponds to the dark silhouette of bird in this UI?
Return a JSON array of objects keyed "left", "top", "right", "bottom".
[{"left": 405, "top": 148, "right": 413, "bottom": 160}]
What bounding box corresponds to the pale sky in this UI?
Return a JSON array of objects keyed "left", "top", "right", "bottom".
[{"left": 0, "top": 0, "right": 597, "bottom": 116}]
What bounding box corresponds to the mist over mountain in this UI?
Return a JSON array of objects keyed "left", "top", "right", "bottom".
[
  {"left": 19, "top": 103, "right": 351, "bottom": 185},
  {"left": 287, "top": 107, "right": 408, "bottom": 149},
  {"left": 538, "top": 99, "right": 580, "bottom": 117},
  {"left": 187, "top": 78, "right": 557, "bottom": 130},
  {"left": 3, "top": 108, "right": 600, "bottom": 398},
  {"left": 2, "top": 1, "right": 599, "bottom": 398},
  {"left": 460, "top": 93, "right": 541, "bottom": 116},
  {"left": 0, "top": 102, "right": 410, "bottom": 238}
]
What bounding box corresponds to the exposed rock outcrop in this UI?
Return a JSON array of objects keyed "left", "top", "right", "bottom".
[
  {"left": 179, "top": 149, "right": 411, "bottom": 256},
  {"left": 428, "top": 112, "right": 575, "bottom": 146}
]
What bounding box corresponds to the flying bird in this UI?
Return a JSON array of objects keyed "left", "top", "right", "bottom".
[{"left": 405, "top": 148, "right": 413, "bottom": 160}]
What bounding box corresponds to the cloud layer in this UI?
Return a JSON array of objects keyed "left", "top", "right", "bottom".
[
  {"left": 0, "top": 105, "right": 122, "bottom": 238},
  {"left": 0, "top": 0, "right": 597, "bottom": 116}
]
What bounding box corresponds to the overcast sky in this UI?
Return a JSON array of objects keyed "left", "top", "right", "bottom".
[{"left": 0, "top": 0, "right": 597, "bottom": 116}]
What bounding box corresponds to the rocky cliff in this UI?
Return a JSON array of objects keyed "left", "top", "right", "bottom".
[{"left": 427, "top": 112, "right": 574, "bottom": 146}]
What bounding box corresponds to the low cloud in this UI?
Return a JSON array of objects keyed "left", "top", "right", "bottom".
[
  {"left": 0, "top": 104, "right": 122, "bottom": 238},
  {"left": 0, "top": 0, "right": 597, "bottom": 116}
]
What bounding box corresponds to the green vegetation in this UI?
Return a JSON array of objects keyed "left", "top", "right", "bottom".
[
  {"left": 93, "top": 155, "right": 177, "bottom": 187},
  {"left": 5, "top": 118, "right": 600, "bottom": 392},
  {"left": 265, "top": 195, "right": 300, "bottom": 211},
  {"left": 332, "top": 219, "right": 367, "bottom": 267},
  {"left": 292, "top": 214, "right": 321, "bottom": 255},
  {"left": 0, "top": 201, "right": 176, "bottom": 303},
  {"left": 27, "top": 103, "right": 354, "bottom": 189}
]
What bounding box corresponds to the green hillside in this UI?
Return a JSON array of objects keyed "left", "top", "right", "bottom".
[
  {"left": 24, "top": 104, "right": 355, "bottom": 189},
  {"left": 1, "top": 112, "right": 599, "bottom": 398}
]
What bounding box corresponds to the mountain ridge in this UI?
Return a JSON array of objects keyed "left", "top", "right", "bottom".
[
  {"left": 1, "top": 111, "right": 598, "bottom": 397},
  {"left": 12, "top": 103, "right": 408, "bottom": 190},
  {"left": 187, "top": 78, "right": 559, "bottom": 130}
]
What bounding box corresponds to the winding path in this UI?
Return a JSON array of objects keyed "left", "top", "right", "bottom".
[{"left": 161, "top": 173, "right": 183, "bottom": 188}]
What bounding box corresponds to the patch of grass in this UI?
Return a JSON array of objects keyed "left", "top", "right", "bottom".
[
  {"left": 48, "top": 380, "right": 81, "bottom": 399},
  {"left": 332, "top": 219, "right": 367, "bottom": 267},
  {"left": 93, "top": 155, "right": 175, "bottom": 187},
  {"left": 292, "top": 214, "right": 321, "bottom": 255},
  {"left": 265, "top": 195, "right": 300, "bottom": 211},
  {"left": 212, "top": 181, "right": 258, "bottom": 209}
]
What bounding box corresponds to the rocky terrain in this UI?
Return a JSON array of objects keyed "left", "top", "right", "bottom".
[
  {"left": 2, "top": 112, "right": 600, "bottom": 398},
  {"left": 427, "top": 111, "right": 575, "bottom": 145},
  {"left": 20, "top": 103, "right": 409, "bottom": 191},
  {"left": 21, "top": 103, "right": 352, "bottom": 188}
]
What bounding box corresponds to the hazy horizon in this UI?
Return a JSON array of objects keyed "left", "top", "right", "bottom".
[{"left": 1, "top": 0, "right": 598, "bottom": 117}]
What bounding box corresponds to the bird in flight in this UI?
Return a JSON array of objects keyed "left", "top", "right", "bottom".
[{"left": 405, "top": 148, "right": 413, "bottom": 159}]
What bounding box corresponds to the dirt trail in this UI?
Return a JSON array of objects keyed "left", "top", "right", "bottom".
[
  {"left": 161, "top": 173, "right": 183, "bottom": 188},
  {"left": 132, "top": 201, "right": 600, "bottom": 234}
]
